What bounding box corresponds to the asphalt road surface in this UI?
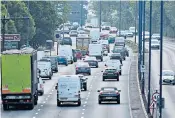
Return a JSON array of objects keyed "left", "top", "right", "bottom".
[{"left": 1, "top": 37, "right": 133, "bottom": 118}]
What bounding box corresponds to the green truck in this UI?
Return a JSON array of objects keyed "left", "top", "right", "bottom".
[{"left": 1, "top": 48, "right": 38, "bottom": 110}]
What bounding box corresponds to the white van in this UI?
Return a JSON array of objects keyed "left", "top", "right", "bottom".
[
  {"left": 37, "top": 60, "right": 52, "bottom": 79},
  {"left": 58, "top": 45, "right": 73, "bottom": 64},
  {"left": 37, "top": 51, "right": 45, "bottom": 60},
  {"left": 89, "top": 44, "right": 103, "bottom": 61},
  {"left": 55, "top": 75, "right": 81, "bottom": 106},
  {"left": 90, "top": 29, "right": 100, "bottom": 43}
]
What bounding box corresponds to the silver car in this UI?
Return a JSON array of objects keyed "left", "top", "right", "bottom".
[{"left": 162, "top": 70, "right": 175, "bottom": 85}]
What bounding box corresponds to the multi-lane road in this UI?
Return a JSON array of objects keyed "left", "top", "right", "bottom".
[
  {"left": 1, "top": 37, "right": 133, "bottom": 118},
  {"left": 132, "top": 37, "right": 175, "bottom": 118}
]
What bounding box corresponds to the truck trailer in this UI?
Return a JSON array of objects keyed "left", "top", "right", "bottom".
[{"left": 1, "top": 48, "right": 38, "bottom": 110}]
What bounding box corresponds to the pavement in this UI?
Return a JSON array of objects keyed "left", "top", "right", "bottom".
[
  {"left": 1, "top": 36, "right": 143, "bottom": 118},
  {"left": 129, "top": 36, "right": 175, "bottom": 118}
]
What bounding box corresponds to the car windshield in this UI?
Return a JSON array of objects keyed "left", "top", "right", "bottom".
[
  {"left": 163, "top": 71, "right": 174, "bottom": 76},
  {"left": 58, "top": 56, "right": 66, "bottom": 59},
  {"left": 102, "top": 87, "right": 117, "bottom": 91},
  {"left": 151, "top": 40, "right": 159, "bottom": 44},
  {"left": 153, "top": 34, "right": 160, "bottom": 36},
  {"left": 71, "top": 31, "right": 77, "bottom": 33}
]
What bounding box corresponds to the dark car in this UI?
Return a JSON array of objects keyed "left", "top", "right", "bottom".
[
  {"left": 114, "top": 46, "right": 129, "bottom": 57},
  {"left": 60, "top": 37, "right": 72, "bottom": 46},
  {"left": 57, "top": 56, "right": 68, "bottom": 66},
  {"left": 110, "top": 53, "right": 122, "bottom": 64},
  {"left": 77, "top": 74, "right": 88, "bottom": 91},
  {"left": 112, "top": 47, "right": 126, "bottom": 60},
  {"left": 97, "top": 87, "right": 121, "bottom": 104},
  {"left": 102, "top": 67, "right": 120, "bottom": 81},
  {"left": 43, "top": 56, "right": 58, "bottom": 72},
  {"left": 115, "top": 37, "right": 125, "bottom": 47},
  {"left": 73, "top": 49, "right": 82, "bottom": 59},
  {"left": 84, "top": 57, "right": 98, "bottom": 68},
  {"left": 75, "top": 62, "right": 91, "bottom": 75},
  {"left": 81, "top": 50, "right": 88, "bottom": 58}
]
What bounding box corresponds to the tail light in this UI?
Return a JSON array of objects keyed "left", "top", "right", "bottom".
[
  {"left": 103, "top": 72, "right": 107, "bottom": 75},
  {"left": 100, "top": 91, "right": 103, "bottom": 95},
  {"left": 116, "top": 91, "right": 119, "bottom": 94},
  {"left": 114, "top": 72, "right": 118, "bottom": 75},
  {"left": 26, "top": 100, "right": 31, "bottom": 102},
  {"left": 76, "top": 67, "right": 79, "bottom": 70}
]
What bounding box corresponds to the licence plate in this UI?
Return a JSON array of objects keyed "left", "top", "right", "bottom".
[{"left": 106, "top": 97, "right": 112, "bottom": 99}]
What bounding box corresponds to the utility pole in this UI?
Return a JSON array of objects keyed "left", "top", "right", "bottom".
[
  {"left": 159, "top": 1, "right": 164, "bottom": 118},
  {"left": 142, "top": 1, "right": 146, "bottom": 95},
  {"left": 1, "top": 16, "right": 29, "bottom": 52},
  {"left": 99, "top": 1, "right": 102, "bottom": 32},
  {"left": 119, "top": 0, "right": 121, "bottom": 36},
  {"left": 135, "top": 1, "right": 137, "bottom": 43},
  {"left": 80, "top": 1, "right": 83, "bottom": 27},
  {"left": 138, "top": 1, "right": 143, "bottom": 80},
  {"left": 147, "top": 1, "right": 152, "bottom": 114}
]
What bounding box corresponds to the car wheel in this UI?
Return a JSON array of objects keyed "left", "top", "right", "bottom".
[
  {"left": 117, "top": 77, "right": 119, "bottom": 81},
  {"left": 119, "top": 72, "right": 122, "bottom": 75},
  {"left": 77, "top": 101, "right": 81, "bottom": 106},
  {"left": 57, "top": 100, "right": 61, "bottom": 106},
  {"left": 71, "top": 61, "right": 73, "bottom": 64},
  {"left": 40, "top": 91, "right": 44, "bottom": 96},
  {"left": 3, "top": 104, "right": 9, "bottom": 111},
  {"left": 55, "top": 69, "right": 58, "bottom": 72},
  {"left": 28, "top": 102, "right": 34, "bottom": 110},
  {"left": 124, "top": 57, "right": 126, "bottom": 60},
  {"left": 102, "top": 77, "right": 105, "bottom": 81},
  {"left": 172, "top": 83, "right": 175, "bottom": 85},
  {"left": 65, "top": 64, "right": 68, "bottom": 66},
  {"left": 89, "top": 72, "right": 91, "bottom": 75},
  {"left": 98, "top": 100, "right": 102, "bottom": 104},
  {"left": 84, "top": 85, "right": 87, "bottom": 91},
  {"left": 96, "top": 65, "right": 99, "bottom": 68},
  {"left": 117, "top": 96, "right": 120, "bottom": 104}
]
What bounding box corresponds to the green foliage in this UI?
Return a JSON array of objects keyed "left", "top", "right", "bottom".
[{"left": 4, "top": 1, "right": 36, "bottom": 44}]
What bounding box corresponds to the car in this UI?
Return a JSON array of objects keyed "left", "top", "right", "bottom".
[
  {"left": 112, "top": 47, "right": 126, "bottom": 60},
  {"left": 97, "top": 87, "right": 121, "bottom": 104},
  {"left": 69, "top": 30, "right": 78, "bottom": 37},
  {"left": 77, "top": 74, "right": 88, "bottom": 91},
  {"left": 114, "top": 46, "right": 129, "bottom": 57},
  {"left": 129, "top": 27, "right": 137, "bottom": 35},
  {"left": 43, "top": 56, "right": 58, "bottom": 72},
  {"left": 61, "top": 27, "right": 70, "bottom": 34},
  {"left": 75, "top": 62, "right": 91, "bottom": 75},
  {"left": 110, "top": 53, "right": 123, "bottom": 64},
  {"left": 115, "top": 37, "right": 125, "bottom": 47},
  {"left": 81, "top": 50, "right": 89, "bottom": 58},
  {"left": 151, "top": 39, "right": 160, "bottom": 49},
  {"left": 73, "top": 49, "right": 82, "bottom": 60},
  {"left": 125, "top": 30, "right": 133, "bottom": 37},
  {"left": 60, "top": 35, "right": 72, "bottom": 46},
  {"left": 162, "top": 70, "right": 175, "bottom": 85},
  {"left": 102, "top": 26, "right": 111, "bottom": 31},
  {"left": 84, "top": 56, "right": 98, "bottom": 68},
  {"left": 100, "top": 40, "right": 110, "bottom": 53},
  {"left": 117, "top": 30, "right": 127, "bottom": 37},
  {"left": 142, "top": 31, "right": 150, "bottom": 40},
  {"left": 57, "top": 56, "right": 68, "bottom": 66},
  {"left": 102, "top": 67, "right": 120, "bottom": 81},
  {"left": 152, "top": 33, "right": 160, "bottom": 40},
  {"left": 103, "top": 48, "right": 108, "bottom": 56},
  {"left": 105, "top": 60, "right": 122, "bottom": 75},
  {"left": 37, "top": 77, "right": 45, "bottom": 95}
]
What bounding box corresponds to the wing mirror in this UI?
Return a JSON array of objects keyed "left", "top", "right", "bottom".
[
  {"left": 118, "top": 90, "right": 121, "bottom": 92},
  {"left": 101, "top": 71, "right": 103, "bottom": 72},
  {"left": 55, "top": 85, "right": 58, "bottom": 90},
  {"left": 97, "top": 90, "right": 100, "bottom": 92}
]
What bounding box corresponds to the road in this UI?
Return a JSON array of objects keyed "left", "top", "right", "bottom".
[
  {"left": 130, "top": 37, "right": 175, "bottom": 118},
  {"left": 1, "top": 37, "right": 133, "bottom": 118}
]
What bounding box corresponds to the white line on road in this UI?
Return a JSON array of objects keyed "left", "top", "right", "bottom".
[
  {"left": 82, "top": 109, "right": 85, "bottom": 110},
  {"left": 83, "top": 105, "right": 86, "bottom": 107},
  {"left": 52, "top": 90, "right": 54, "bottom": 91},
  {"left": 35, "top": 113, "right": 38, "bottom": 115},
  {"left": 48, "top": 95, "right": 50, "bottom": 97},
  {"left": 43, "top": 101, "right": 46, "bottom": 104},
  {"left": 81, "top": 117, "right": 84, "bottom": 118},
  {"left": 33, "top": 117, "right": 36, "bottom": 118},
  {"left": 84, "top": 101, "right": 87, "bottom": 104},
  {"left": 86, "top": 98, "right": 88, "bottom": 100},
  {"left": 88, "top": 92, "right": 90, "bottom": 94},
  {"left": 49, "top": 92, "right": 52, "bottom": 94},
  {"left": 46, "top": 98, "right": 48, "bottom": 100},
  {"left": 41, "top": 105, "right": 43, "bottom": 107},
  {"left": 38, "top": 109, "right": 41, "bottom": 111},
  {"left": 82, "top": 112, "right": 84, "bottom": 114}
]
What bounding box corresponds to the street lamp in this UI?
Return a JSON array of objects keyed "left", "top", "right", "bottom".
[
  {"left": 119, "top": 0, "right": 121, "bottom": 36},
  {"left": 135, "top": 1, "right": 138, "bottom": 43},
  {"left": 147, "top": 1, "right": 152, "bottom": 113},
  {"left": 159, "top": 1, "right": 164, "bottom": 118},
  {"left": 99, "top": 1, "right": 102, "bottom": 32}
]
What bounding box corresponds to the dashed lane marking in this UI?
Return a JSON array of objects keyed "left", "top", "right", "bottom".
[
  {"left": 49, "top": 92, "right": 52, "bottom": 95},
  {"left": 86, "top": 98, "right": 88, "bottom": 100},
  {"left": 82, "top": 109, "right": 85, "bottom": 110},
  {"left": 84, "top": 101, "right": 87, "bottom": 104},
  {"left": 38, "top": 109, "right": 41, "bottom": 111},
  {"left": 35, "top": 113, "right": 38, "bottom": 115},
  {"left": 81, "top": 117, "right": 84, "bottom": 118},
  {"left": 33, "top": 117, "right": 36, "bottom": 118},
  {"left": 41, "top": 105, "right": 43, "bottom": 107},
  {"left": 83, "top": 105, "right": 86, "bottom": 107},
  {"left": 43, "top": 101, "right": 46, "bottom": 104},
  {"left": 82, "top": 112, "right": 84, "bottom": 114}
]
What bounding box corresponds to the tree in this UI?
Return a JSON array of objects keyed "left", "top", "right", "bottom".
[
  {"left": 3, "top": 1, "right": 36, "bottom": 44},
  {"left": 1, "top": 3, "right": 17, "bottom": 34}
]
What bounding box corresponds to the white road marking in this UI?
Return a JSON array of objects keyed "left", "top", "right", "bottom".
[
  {"left": 88, "top": 92, "right": 90, "bottom": 94},
  {"left": 33, "top": 117, "right": 36, "bottom": 118},
  {"left": 41, "top": 105, "right": 43, "bottom": 107},
  {"left": 38, "top": 109, "right": 41, "bottom": 111},
  {"left": 82, "top": 109, "right": 85, "bottom": 110},
  {"left": 35, "top": 113, "right": 38, "bottom": 115},
  {"left": 52, "top": 90, "right": 54, "bottom": 91},
  {"left": 81, "top": 117, "right": 84, "bottom": 118},
  {"left": 82, "top": 112, "right": 84, "bottom": 114},
  {"left": 48, "top": 95, "right": 50, "bottom": 97},
  {"left": 46, "top": 98, "right": 48, "bottom": 100},
  {"left": 43, "top": 101, "right": 46, "bottom": 104},
  {"left": 84, "top": 101, "right": 87, "bottom": 104},
  {"left": 83, "top": 105, "right": 86, "bottom": 107},
  {"left": 86, "top": 98, "right": 88, "bottom": 100},
  {"left": 49, "top": 92, "right": 52, "bottom": 94}
]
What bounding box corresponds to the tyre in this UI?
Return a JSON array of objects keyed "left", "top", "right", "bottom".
[
  {"left": 77, "top": 101, "right": 81, "bottom": 106},
  {"left": 28, "top": 102, "right": 34, "bottom": 110},
  {"left": 124, "top": 57, "right": 126, "bottom": 60},
  {"left": 98, "top": 100, "right": 101, "bottom": 104},
  {"left": 96, "top": 65, "right": 99, "bottom": 68},
  {"left": 84, "top": 84, "right": 87, "bottom": 91},
  {"left": 101, "top": 58, "right": 103, "bottom": 62},
  {"left": 89, "top": 72, "right": 91, "bottom": 75},
  {"left": 57, "top": 100, "right": 61, "bottom": 106},
  {"left": 117, "top": 77, "right": 119, "bottom": 81},
  {"left": 40, "top": 91, "right": 44, "bottom": 96},
  {"left": 119, "top": 71, "right": 122, "bottom": 75},
  {"left": 117, "top": 96, "right": 120, "bottom": 104},
  {"left": 55, "top": 69, "right": 58, "bottom": 72},
  {"left": 3, "top": 104, "right": 8, "bottom": 111},
  {"left": 102, "top": 77, "right": 105, "bottom": 81},
  {"left": 71, "top": 60, "right": 73, "bottom": 64},
  {"left": 49, "top": 76, "right": 52, "bottom": 80}
]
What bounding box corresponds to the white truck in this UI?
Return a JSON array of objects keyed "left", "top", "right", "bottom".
[
  {"left": 88, "top": 44, "right": 103, "bottom": 61},
  {"left": 55, "top": 75, "right": 81, "bottom": 106},
  {"left": 91, "top": 17, "right": 99, "bottom": 27},
  {"left": 58, "top": 45, "right": 73, "bottom": 64},
  {"left": 90, "top": 29, "right": 100, "bottom": 43},
  {"left": 37, "top": 51, "right": 45, "bottom": 60}
]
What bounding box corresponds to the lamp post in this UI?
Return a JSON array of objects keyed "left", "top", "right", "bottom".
[
  {"left": 119, "top": 0, "right": 121, "bottom": 36},
  {"left": 99, "top": 1, "right": 102, "bottom": 32},
  {"left": 147, "top": 1, "right": 152, "bottom": 113},
  {"left": 135, "top": 1, "right": 138, "bottom": 43},
  {"left": 159, "top": 1, "right": 164, "bottom": 118}
]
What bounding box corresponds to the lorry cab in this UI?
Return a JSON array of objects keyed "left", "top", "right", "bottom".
[
  {"left": 37, "top": 59, "right": 52, "bottom": 79},
  {"left": 55, "top": 75, "right": 81, "bottom": 106}
]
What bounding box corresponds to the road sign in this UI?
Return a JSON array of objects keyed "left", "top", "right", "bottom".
[
  {"left": 149, "top": 101, "right": 156, "bottom": 109},
  {"left": 140, "top": 65, "right": 146, "bottom": 72},
  {"left": 152, "top": 91, "right": 160, "bottom": 102},
  {"left": 55, "top": 34, "right": 60, "bottom": 38},
  {"left": 0, "top": 34, "right": 20, "bottom": 41}
]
